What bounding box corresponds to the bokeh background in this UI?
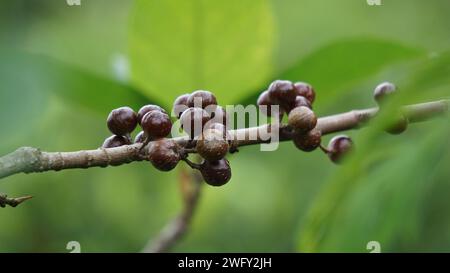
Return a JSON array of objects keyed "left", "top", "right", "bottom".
[{"left": 1, "top": 0, "right": 450, "bottom": 252}]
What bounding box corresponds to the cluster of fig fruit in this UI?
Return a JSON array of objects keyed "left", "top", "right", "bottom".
[
  {"left": 101, "top": 80, "right": 403, "bottom": 186},
  {"left": 102, "top": 90, "right": 232, "bottom": 187},
  {"left": 257, "top": 80, "right": 353, "bottom": 163}
]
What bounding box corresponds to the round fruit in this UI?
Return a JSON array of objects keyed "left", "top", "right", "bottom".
[
  {"left": 293, "top": 129, "right": 321, "bottom": 152},
  {"left": 386, "top": 114, "right": 408, "bottom": 135},
  {"left": 180, "top": 107, "right": 210, "bottom": 138},
  {"left": 141, "top": 111, "right": 172, "bottom": 138},
  {"left": 208, "top": 105, "right": 229, "bottom": 126},
  {"left": 294, "top": 82, "right": 315, "bottom": 104},
  {"left": 205, "top": 122, "right": 231, "bottom": 140},
  {"left": 137, "top": 105, "right": 166, "bottom": 125},
  {"left": 288, "top": 106, "right": 317, "bottom": 132},
  {"left": 187, "top": 90, "right": 217, "bottom": 109},
  {"left": 148, "top": 139, "right": 180, "bottom": 171},
  {"left": 200, "top": 159, "right": 232, "bottom": 187},
  {"left": 374, "top": 82, "right": 396, "bottom": 104},
  {"left": 286, "top": 96, "right": 312, "bottom": 112},
  {"left": 173, "top": 94, "right": 190, "bottom": 118},
  {"left": 102, "top": 135, "right": 131, "bottom": 148},
  {"left": 268, "top": 80, "right": 297, "bottom": 108},
  {"left": 327, "top": 135, "right": 353, "bottom": 164},
  {"left": 107, "top": 107, "right": 138, "bottom": 136},
  {"left": 257, "top": 90, "right": 282, "bottom": 117},
  {"left": 197, "top": 129, "right": 229, "bottom": 161}
]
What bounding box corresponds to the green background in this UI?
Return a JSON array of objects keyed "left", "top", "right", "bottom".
[{"left": 0, "top": 0, "right": 449, "bottom": 252}]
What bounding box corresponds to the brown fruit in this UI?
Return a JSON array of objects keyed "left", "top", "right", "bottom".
[
  {"left": 200, "top": 159, "right": 232, "bottom": 187},
  {"left": 288, "top": 106, "right": 317, "bottom": 132},
  {"left": 197, "top": 129, "right": 229, "bottom": 161},
  {"left": 293, "top": 129, "right": 322, "bottom": 152},
  {"left": 148, "top": 139, "right": 180, "bottom": 171}
]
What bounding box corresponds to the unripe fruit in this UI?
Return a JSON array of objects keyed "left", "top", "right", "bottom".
[
  {"left": 107, "top": 107, "right": 138, "bottom": 136},
  {"left": 374, "top": 82, "right": 396, "bottom": 104},
  {"left": 200, "top": 159, "right": 232, "bottom": 187},
  {"left": 141, "top": 111, "right": 172, "bottom": 139},
  {"left": 180, "top": 107, "right": 210, "bottom": 138},
  {"left": 148, "top": 139, "right": 180, "bottom": 171},
  {"left": 327, "top": 135, "right": 353, "bottom": 164},
  {"left": 294, "top": 82, "right": 315, "bottom": 104},
  {"left": 187, "top": 90, "right": 217, "bottom": 109},
  {"left": 385, "top": 114, "right": 408, "bottom": 135},
  {"left": 102, "top": 135, "right": 131, "bottom": 148},
  {"left": 268, "top": 80, "right": 297, "bottom": 108},
  {"left": 173, "top": 94, "right": 190, "bottom": 118},
  {"left": 293, "top": 129, "right": 321, "bottom": 152},
  {"left": 134, "top": 131, "right": 145, "bottom": 143},
  {"left": 288, "top": 106, "right": 317, "bottom": 132},
  {"left": 197, "top": 129, "right": 229, "bottom": 161},
  {"left": 137, "top": 105, "right": 166, "bottom": 125}
]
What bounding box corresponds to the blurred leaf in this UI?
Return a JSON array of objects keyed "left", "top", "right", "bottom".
[
  {"left": 0, "top": 50, "right": 151, "bottom": 152},
  {"left": 129, "top": 0, "right": 274, "bottom": 106},
  {"left": 297, "top": 119, "right": 450, "bottom": 252},
  {"left": 281, "top": 38, "right": 423, "bottom": 92},
  {"left": 0, "top": 50, "right": 150, "bottom": 114},
  {"left": 240, "top": 37, "right": 424, "bottom": 106},
  {"left": 296, "top": 53, "right": 450, "bottom": 251}
]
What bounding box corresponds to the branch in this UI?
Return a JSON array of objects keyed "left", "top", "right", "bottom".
[
  {"left": 0, "top": 193, "right": 33, "bottom": 208},
  {"left": 0, "top": 99, "right": 448, "bottom": 180},
  {"left": 142, "top": 168, "right": 203, "bottom": 253}
]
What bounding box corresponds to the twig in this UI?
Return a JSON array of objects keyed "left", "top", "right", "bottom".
[
  {"left": 0, "top": 100, "right": 447, "bottom": 180},
  {"left": 142, "top": 168, "right": 203, "bottom": 253},
  {"left": 0, "top": 193, "right": 33, "bottom": 208}
]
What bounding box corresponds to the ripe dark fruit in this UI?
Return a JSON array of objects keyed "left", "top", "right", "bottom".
[
  {"left": 208, "top": 105, "right": 229, "bottom": 126},
  {"left": 102, "top": 135, "right": 131, "bottom": 148},
  {"left": 141, "top": 111, "right": 172, "bottom": 138},
  {"left": 374, "top": 82, "right": 396, "bottom": 104},
  {"left": 293, "top": 129, "right": 321, "bottom": 152},
  {"left": 257, "top": 90, "right": 283, "bottom": 117},
  {"left": 134, "top": 131, "right": 145, "bottom": 143},
  {"left": 107, "top": 107, "right": 138, "bottom": 136},
  {"left": 327, "top": 135, "right": 353, "bottom": 164},
  {"left": 148, "top": 139, "right": 180, "bottom": 171},
  {"left": 268, "top": 80, "right": 297, "bottom": 108},
  {"left": 294, "top": 82, "right": 315, "bottom": 104},
  {"left": 200, "top": 159, "right": 232, "bottom": 187},
  {"left": 385, "top": 115, "right": 408, "bottom": 135},
  {"left": 288, "top": 106, "right": 317, "bottom": 132},
  {"left": 197, "top": 129, "right": 229, "bottom": 161},
  {"left": 137, "top": 105, "right": 166, "bottom": 125},
  {"left": 187, "top": 90, "right": 217, "bottom": 109},
  {"left": 180, "top": 107, "right": 211, "bottom": 138},
  {"left": 286, "top": 96, "right": 312, "bottom": 112},
  {"left": 173, "top": 94, "right": 190, "bottom": 118}
]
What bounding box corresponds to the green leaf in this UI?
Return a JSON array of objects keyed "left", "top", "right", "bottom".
[
  {"left": 0, "top": 50, "right": 150, "bottom": 151},
  {"left": 0, "top": 50, "right": 150, "bottom": 114},
  {"left": 296, "top": 52, "right": 450, "bottom": 252},
  {"left": 129, "top": 0, "right": 274, "bottom": 106},
  {"left": 297, "top": 120, "right": 450, "bottom": 252},
  {"left": 240, "top": 37, "right": 424, "bottom": 107}
]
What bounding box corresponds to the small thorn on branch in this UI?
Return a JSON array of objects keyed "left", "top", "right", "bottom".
[{"left": 0, "top": 193, "right": 33, "bottom": 208}]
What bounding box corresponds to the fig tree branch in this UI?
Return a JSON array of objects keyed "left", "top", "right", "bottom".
[{"left": 0, "top": 99, "right": 447, "bottom": 181}]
